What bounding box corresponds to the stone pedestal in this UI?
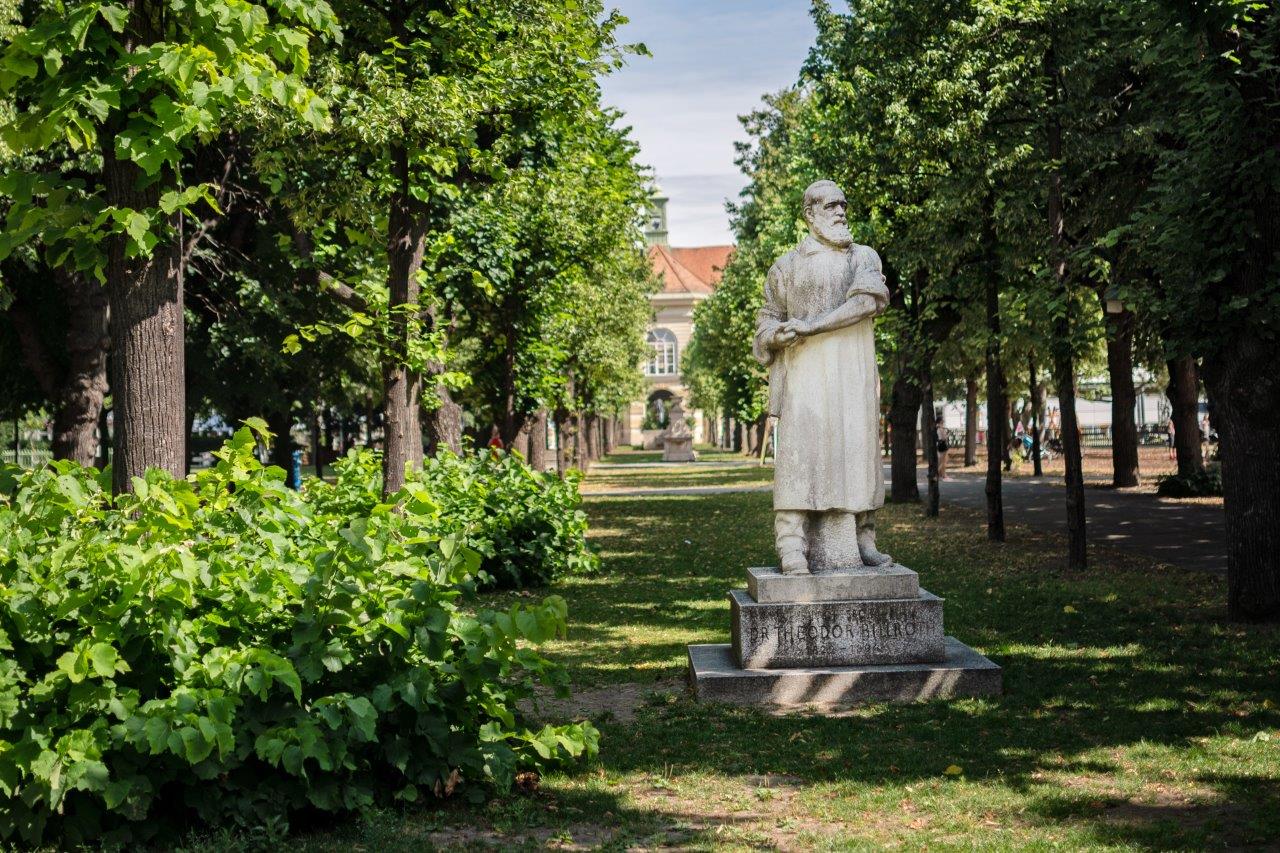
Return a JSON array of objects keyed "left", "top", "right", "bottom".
[
  {"left": 689, "top": 563, "right": 1000, "bottom": 711},
  {"left": 662, "top": 434, "right": 696, "bottom": 462}
]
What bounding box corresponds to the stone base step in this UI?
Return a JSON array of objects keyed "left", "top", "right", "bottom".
[
  {"left": 746, "top": 564, "right": 919, "bottom": 603},
  {"left": 688, "top": 637, "right": 1001, "bottom": 711}
]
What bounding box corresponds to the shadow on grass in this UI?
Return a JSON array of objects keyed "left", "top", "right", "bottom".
[{"left": 505, "top": 489, "right": 1280, "bottom": 848}]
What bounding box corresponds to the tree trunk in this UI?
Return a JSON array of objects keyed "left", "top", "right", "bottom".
[
  {"left": 1166, "top": 355, "right": 1204, "bottom": 477},
  {"left": 102, "top": 147, "right": 185, "bottom": 493},
  {"left": 888, "top": 370, "right": 922, "bottom": 503},
  {"left": 424, "top": 381, "right": 463, "bottom": 456},
  {"left": 1047, "top": 43, "right": 1086, "bottom": 570},
  {"left": 921, "top": 371, "right": 939, "bottom": 517},
  {"left": 554, "top": 409, "right": 571, "bottom": 475},
  {"left": 512, "top": 421, "right": 531, "bottom": 458},
  {"left": 1029, "top": 354, "right": 1044, "bottom": 477},
  {"left": 50, "top": 271, "right": 109, "bottom": 466},
  {"left": 1203, "top": 333, "right": 1280, "bottom": 622},
  {"left": 268, "top": 409, "right": 293, "bottom": 472},
  {"left": 1054, "top": 347, "right": 1088, "bottom": 570},
  {"left": 601, "top": 417, "right": 613, "bottom": 455},
  {"left": 982, "top": 204, "right": 1005, "bottom": 541},
  {"left": 4, "top": 276, "right": 108, "bottom": 468},
  {"left": 529, "top": 409, "right": 548, "bottom": 471},
  {"left": 1104, "top": 307, "right": 1139, "bottom": 487},
  {"left": 964, "top": 373, "right": 978, "bottom": 467},
  {"left": 584, "top": 414, "right": 599, "bottom": 464},
  {"left": 97, "top": 404, "right": 111, "bottom": 469},
  {"left": 310, "top": 408, "right": 324, "bottom": 481},
  {"left": 381, "top": 143, "right": 429, "bottom": 496},
  {"left": 572, "top": 413, "right": 585, "bottom": 471}
]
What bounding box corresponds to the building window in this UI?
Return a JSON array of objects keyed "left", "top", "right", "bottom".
[{"left": 645, "top": 328, "right": 678, "bottom": 376}]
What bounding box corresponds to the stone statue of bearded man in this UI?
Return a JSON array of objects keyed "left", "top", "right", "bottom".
[{"left": 753, "top": 180, "right": 892, "bottom": 574}]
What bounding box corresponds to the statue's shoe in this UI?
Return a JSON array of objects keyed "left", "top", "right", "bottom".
[
  {"left": 858, "top": 546, "right": 893, "bottom": 567},
  {"left": 780, "top": 551, "right": 810, "bottom": 575}
]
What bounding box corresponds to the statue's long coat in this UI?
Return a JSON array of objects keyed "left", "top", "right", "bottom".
[{"left": 753, "top": 235, "right": 890, "bottom": 513}]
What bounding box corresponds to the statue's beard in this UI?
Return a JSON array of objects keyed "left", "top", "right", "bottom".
[{"left": 813, "top": 219, "right": 853, "bottom": 248}]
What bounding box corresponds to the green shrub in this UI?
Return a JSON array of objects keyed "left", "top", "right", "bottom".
[
  {"left": 0, "top": 422, "right": 597, "bottom": 846},
  {"left": 1156, "top": 466, "right": 1223, "bottom": 497},
  {"left": 307, "top": 448, "right": 599, "bottom": 590},
  {"left": 417, "top": 449, "right": 600, "bottom": 589}
]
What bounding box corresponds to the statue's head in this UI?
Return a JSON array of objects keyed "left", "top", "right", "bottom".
[{"left": 802, "top": 180, "right": 853, "bottom": 248}]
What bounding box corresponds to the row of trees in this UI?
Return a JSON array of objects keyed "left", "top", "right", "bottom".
[
  {"left": 687, "top": 0, "right": 1279, "bottom": 622},
  {"left": 0, "top": 0, "right": 655, "bottom": 496}
]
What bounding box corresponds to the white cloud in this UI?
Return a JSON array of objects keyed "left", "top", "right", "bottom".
[{"left": 600, "top": 1, "right": 816, "bottom": 245}]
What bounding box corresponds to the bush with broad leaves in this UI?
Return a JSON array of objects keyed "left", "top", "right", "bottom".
[
  {"left": 0, "top": 421, "right": 596, "bottom": 846},
  {"left": 306, "top": 447, "right": 600, "bottom": 590}
]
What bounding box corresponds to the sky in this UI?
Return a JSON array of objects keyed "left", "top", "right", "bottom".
[{"left": 599, "top": 1, "right": 818, "bottom": 247}]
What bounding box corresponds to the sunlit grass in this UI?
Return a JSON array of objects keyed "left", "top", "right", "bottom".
[{"left": 246, "top": 460, "right": 1277, "bottom": 851}]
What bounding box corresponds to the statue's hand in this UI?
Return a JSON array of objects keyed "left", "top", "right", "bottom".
[
  {"left": 772, "top": 327, "right": 799, "bottom": 349},
  {"left": 781, "top": 318, "right": 814, "bottom": 337}
]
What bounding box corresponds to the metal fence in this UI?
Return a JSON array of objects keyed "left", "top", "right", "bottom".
[
  {"left": 939, "top": 424, "right": 1170, "bottom": 451},
  {"left": 0, "top": 450, "right": 54, "bottom": 468}
]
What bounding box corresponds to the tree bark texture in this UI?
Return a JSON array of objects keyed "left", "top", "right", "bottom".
[
  {"left": 1166, "top": 355, "right": 1204, "bottom": 477},
  {"left": 54, "top": 271, "right": 109, "bottom": 465},
  {"left": 554, "top": 410, "right": 571, "bottom": 475},
  {"left": 964, "top": 373, "right": 978, "bottom": 467},
  {"left": 381, "top": 143, "right": 429, "bottom": 495},
  {"left": 1198, "top": 14, "right": 1280, "bottom": 622},
  {"left": 268, "top": 408, "right": 293, "bottom": 473},
  {"left": 97, "top": 404, "right": 111, "bottom": 469},
  {"left": 529, "top": 409, "right": 548, "bottom": 471},
  {"left": 888, "top": 369, "right": 922, "bottom": 503},
  {"left": 1104, "top": 307, "right": 1140, "bottom": 487},
  {"left": 1053, "top": 347, "right": 1088, "bottom": 570},
  {"left": 584, "top": 414, "right": 599, "bottom": 464},
  {"left": 424, "top": 380, "right": 463, "bottom": 457},
  {"left": 602, "top": 417, "right": 614, "bottom": 455},
  {"left": 921, "top": 371, "right": 939, "bottom": 518},
  {"left": 102, "top": 147, "right": 185, "bottom": 493},
  {"left": 1046, "top": 44, "right": 1087, "bottom": 570},
  {"left": 310, "top": 409, "right": 324, "bottom": 481},
  {"left": 982, "top": 202, "right": 1005, "bottom": 541},
  {"left": 5, "top": 272, "right": 110, "bottom": 467},
  {"left": 1203, "top": 333, "right": 1280, "bottom": 622}
]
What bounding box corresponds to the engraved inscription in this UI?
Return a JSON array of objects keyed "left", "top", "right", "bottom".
[{"left": 731, "top": 589, "right": 945, "bottom": 668}]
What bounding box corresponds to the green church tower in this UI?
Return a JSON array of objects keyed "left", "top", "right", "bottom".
[{"left": 644, "top": 183, "right": 669, "bottom": 246}]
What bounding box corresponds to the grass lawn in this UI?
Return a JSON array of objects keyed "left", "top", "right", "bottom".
[
  {"left": 580, "top": 465, "right": 775, "bottom": 494},
  {"left": 274, "top": 461, "right": 1276, "bottom": 851}
]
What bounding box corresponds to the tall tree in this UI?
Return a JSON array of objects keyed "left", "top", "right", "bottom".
[{"left": 0, "top": 0, "right": 336, "bottom": 492}]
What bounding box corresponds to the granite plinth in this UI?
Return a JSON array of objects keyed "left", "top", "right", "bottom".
[
  {"left": 731, "top": 589, "right": 944, "bottom": 669},
  {"left": 746, "top": 564, "right": 919, "bottom": 603},
  {"left": 689, "top": 637, "right": 1001, "bottom": 711},
  {"left": 662, "top": 435, "right": 695, "bottom": 462}
]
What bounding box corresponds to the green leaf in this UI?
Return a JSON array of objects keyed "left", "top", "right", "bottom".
[
  {"left": 88, "top": 643, "right": 119, "bottom": 679},
  {"left": 98, "top": 4, "right": 129, "bottom": 32}
]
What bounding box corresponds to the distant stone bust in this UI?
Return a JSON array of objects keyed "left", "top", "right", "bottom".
[{"left": 753, "top": 180, "right": 891, "bottom": 574}]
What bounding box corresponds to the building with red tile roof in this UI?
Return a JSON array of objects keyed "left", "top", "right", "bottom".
[{"left": 628, "top": 188, "right": 734, "bottom": 448}]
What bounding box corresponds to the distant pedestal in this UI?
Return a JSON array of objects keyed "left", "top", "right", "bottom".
[
  {"left": 662, "top": 435, "right": 696, "bottom": 462},
  {"left": 689, "top": 563, "right": 1001, "bottom": 712}
]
